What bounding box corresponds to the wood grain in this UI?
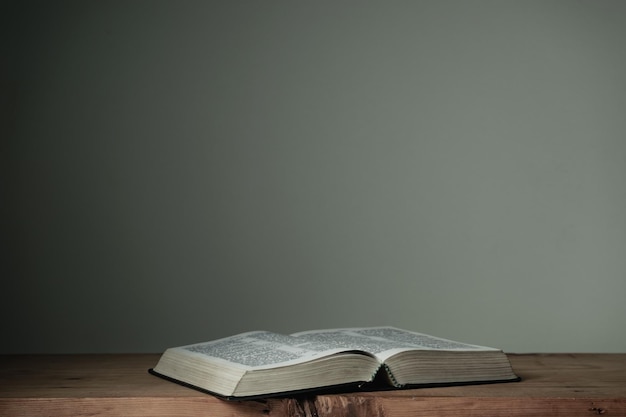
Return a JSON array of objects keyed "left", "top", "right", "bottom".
[{"left": 1, "top": 353, "right": 625, "bottom": 416}]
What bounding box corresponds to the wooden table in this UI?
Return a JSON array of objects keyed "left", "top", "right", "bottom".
[{"left": 1, "top": 354, "right": 625, "bottom": 416}]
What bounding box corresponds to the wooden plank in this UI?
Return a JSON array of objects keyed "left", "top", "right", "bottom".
[
  {"left": 293, "top": 396, "right": 626, "bottom": 417},
  {"left": 0, "top": 397, "right": 270, "bottom": 417},
  {"left": 364, "top": 397, "right": 623, "bottom": 417},
  {"left": 1, "top": 354, "right": 625, "bottom": 417},
  {"left": 0, "top": 354, "right": 194, "bottom": 398},
  {"left": 0, "top": 354, "right": 270, "bottom": 417}
]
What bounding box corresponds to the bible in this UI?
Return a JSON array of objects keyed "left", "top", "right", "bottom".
[{"left": 150, "top": 326, "right": 519, "bottom": 399}]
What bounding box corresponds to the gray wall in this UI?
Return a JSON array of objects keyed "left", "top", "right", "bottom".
[{"left": 3, "top": 0, "right": 626, "bottom": 354}]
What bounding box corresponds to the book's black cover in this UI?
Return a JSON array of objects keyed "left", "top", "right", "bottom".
[
  {"left": 148, "top": 368, "right": 520, "bottom": 401},
  {"left": 148, "top": 368, "right": 372, "bottom": 401}
]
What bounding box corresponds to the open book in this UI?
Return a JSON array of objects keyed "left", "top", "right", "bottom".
[{"left": 150, "top": 326, "right": 519, "bottom": 399}]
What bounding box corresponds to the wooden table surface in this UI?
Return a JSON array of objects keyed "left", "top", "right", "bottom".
[{"left": 1, "top": 353, "right": 625, "bottom": 416}]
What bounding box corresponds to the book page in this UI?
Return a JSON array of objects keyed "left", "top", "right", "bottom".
[
  {"left": 291, "top": 327, "right": 497, "bottom": 361},
  {"left": 180, "top": 331, "right": 360, "bottom": 370}
]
